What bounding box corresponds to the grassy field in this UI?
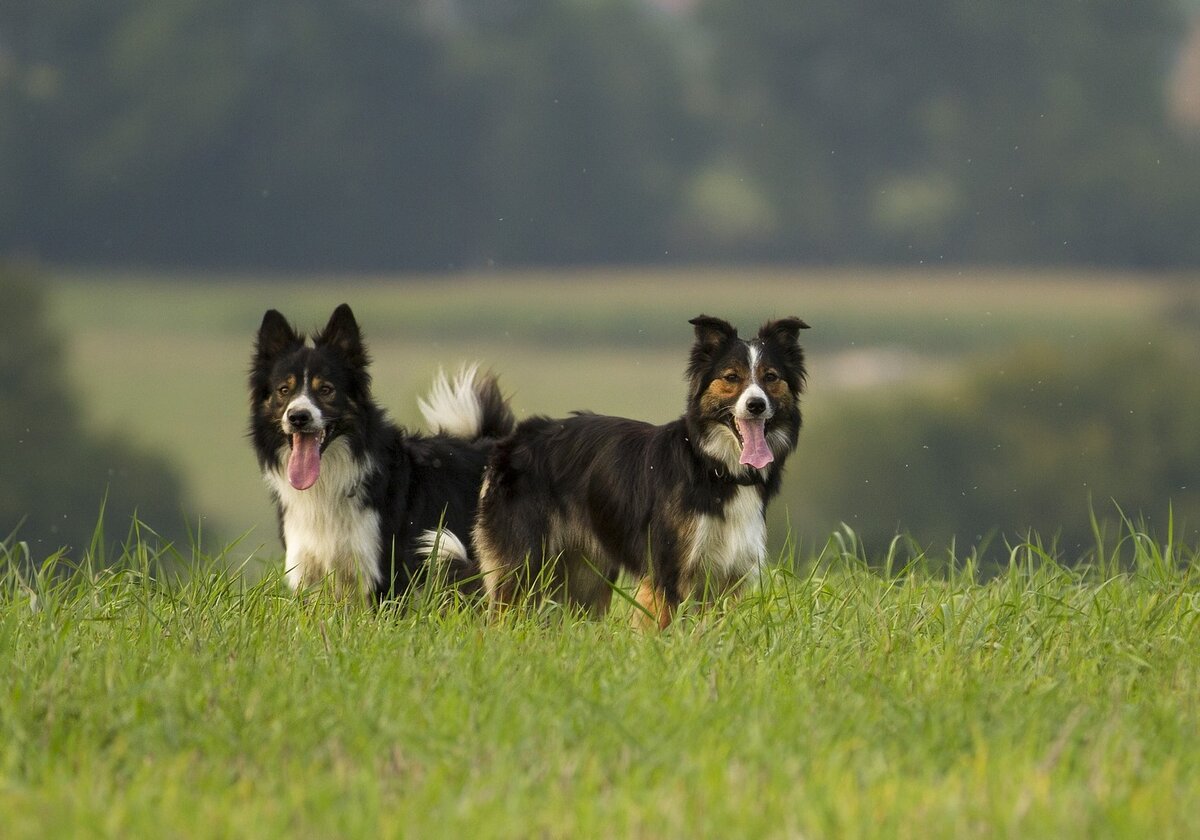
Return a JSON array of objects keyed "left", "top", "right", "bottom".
[
  {"left": 3, "top": 527, "right": 1199, "bottom": 838},
  {"left": 8, "top": 269, "right": 1200, "bottom": 837},
  {"left": 44, "top": 267, "right": 1194, "bottom": 566}
]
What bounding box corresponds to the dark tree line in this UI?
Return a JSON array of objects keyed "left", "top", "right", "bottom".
[
  {"left": 2, "top": 0, "right": 1197, "bottom": 270},
  {"left": 0, "top": 265, "right": 192, "bottom": 564}
]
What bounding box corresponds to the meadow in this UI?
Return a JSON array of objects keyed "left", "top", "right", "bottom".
[
  {"left": 4, "top": 268, "right": 1199, "bottom": 837},
  {"left": 45, "top": 267, "right": 1191, "bottom": 566},
  {"left": 3, "top": 526, "right": 1199, "bottom": 838}
]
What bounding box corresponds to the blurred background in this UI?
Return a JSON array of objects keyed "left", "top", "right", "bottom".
[{"left": 3, "top": 0, "right": 1199, "bottom": 570}]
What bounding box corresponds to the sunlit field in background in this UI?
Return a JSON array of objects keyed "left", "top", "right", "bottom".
[{"left": 46, "top": 267, "right": 1192, "bottom": 569}]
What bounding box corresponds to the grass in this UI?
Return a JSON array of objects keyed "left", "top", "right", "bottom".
[
  {"left": 13, "top": 268, "right": 1197, "bottom": 835},
  {"left": 3, "top": 523, "right": 1199, "bottom": 838},
  {"left": 43, "top": 266, "right": 1197, "bottom": 561}
]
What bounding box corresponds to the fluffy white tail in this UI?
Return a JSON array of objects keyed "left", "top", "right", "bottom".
[
  {"left": 417, "top": 364, "right": 514, "bottom": 440},
  {"left": 416, "top": 528, "right": 470, "bottom": 572},
  {"left": 418, "top": 365, "right": 485, "bottom": 438}
]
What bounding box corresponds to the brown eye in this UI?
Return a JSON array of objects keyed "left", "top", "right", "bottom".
[
  {"left": 723, "top": 372, "right": 741, "bottom": 383},
  {"left": 763, "top": 371, "right": 780, "bottom": 383},
  {"left": 277, "top": 384, "right": 291, "bottom": 397},
  {"left": 318, "top": 384, "right": 334, "bottom": 397}
]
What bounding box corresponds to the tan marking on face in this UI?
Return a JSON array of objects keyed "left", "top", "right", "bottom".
[
  {"left": 699, "top": 362, "right": 750, "bottom": 413},
  {"left": 760, "top": 368, "right": 791, "bottom": 401},
  {"left": 268, "top": 373, "right": 299, "bottom": 408},
  {"left": 311, "top": 375, "right": 335, "bottom": 399}
]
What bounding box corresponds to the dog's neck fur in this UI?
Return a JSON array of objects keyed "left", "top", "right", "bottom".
[
  {"left": 681, "top": 483, "right": 767, "bottom": 596},
  {"left": 264, "top": 436, "right": 382, "bottom": 599}
]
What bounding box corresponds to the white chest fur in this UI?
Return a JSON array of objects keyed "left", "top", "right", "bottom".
[
  {"left": 684, "top": 485, "right": 766, "bottom": 593},
  {"left": 264, "top": 437, "right": 382, "bottom": 597}
]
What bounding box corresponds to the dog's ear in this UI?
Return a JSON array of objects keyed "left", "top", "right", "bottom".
[
  {"left": 255, "top": 309, "right": 302, "bottom": 362},
  {"left": 687, "top": 315, "right": 738, "bottom": 395},
  {"left": 315, "top": 303, "right": 368, "bottom": 368},
  {"left": 759, "top": 317, "right": 809, "bottom": 390},
  {"left": 689, "top": 315, "right": 738, "bottom": 352},
  {"left": 759, "top": 317, "right": 810, "bottom": 346}
]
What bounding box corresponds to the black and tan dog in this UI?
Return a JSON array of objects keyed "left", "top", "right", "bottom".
[{"left": 473, "top": 314, "right": 808, "bottom": 628}]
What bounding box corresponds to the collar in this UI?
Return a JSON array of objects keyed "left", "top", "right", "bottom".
[{"left": 712, "top": 467, "right": 766, "bottom": 487}]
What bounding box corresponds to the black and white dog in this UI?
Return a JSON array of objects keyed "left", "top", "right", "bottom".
[
  {"left": 249, "top": 303, "right": 514, "bottom": 600},
  {"left": 473, "top": 315, "right": 808, "bottom": 628}
]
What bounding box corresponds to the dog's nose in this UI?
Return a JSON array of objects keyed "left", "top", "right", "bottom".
[
  {"left": 287, "top": 408, "right": 313, "bottom": 427},
  {"left": 746, "top": 397, "right": 767, "bottom": 416}
]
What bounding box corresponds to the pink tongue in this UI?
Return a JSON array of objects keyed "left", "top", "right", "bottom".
[
  {"left": 288, "top": 433, "right": 321, "bottom": 490},
  {"left": 735, "top": 417, "right": 774, "bottom": 469}
]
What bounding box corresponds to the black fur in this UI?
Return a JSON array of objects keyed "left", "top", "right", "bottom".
[
  {"left": 474, "top": 314, "right": 808, "bottom": 626},
  {"left": 249, "top": 303, "right": 514, "bottom": 599}
]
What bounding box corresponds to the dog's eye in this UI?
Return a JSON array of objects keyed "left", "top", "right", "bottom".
[
  {"left": 722, "top": 372, "right": 741, "bottom": 383},
  {"left": 276, "top": 384, "right": 290, "bottom": 397},
  {"left": 763, "top": 371, "right": 780, "bottom": 383},
  {"left": 318, "top": 384, "right": 334, "bottom": 397}
]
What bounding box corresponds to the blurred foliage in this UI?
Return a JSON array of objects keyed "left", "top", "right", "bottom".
[
  {"left": 2, "top": 0, "right": 1199, "bottom": 268},
  {"left": 0, "top": 264, "right": 194, "bottom": 565},
  {"left": 0, "top": 0, "right": 698, "bottom": 269},
  {"left": 796, "top": 338, "right": 1200, "bottom": 559},
  {"left": 698, "top": 0, "right": 1200, "bottom": 265}
]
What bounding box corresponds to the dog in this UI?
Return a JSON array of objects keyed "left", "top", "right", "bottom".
[
  {"left": 473, "top": 314, "right": 808, "bottom": 629},
  {"left": 249, "top": 303, "right": 514, "bottom": 600}
]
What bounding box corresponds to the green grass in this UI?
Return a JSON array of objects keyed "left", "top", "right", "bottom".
[
  {"left": 3, "top": 525, "right": 1199, "bottom": 838},
  {"left": 43, "top": 266, "right": 1196, "bottom": 560},
  {"left": 14, "top": 269, "right": 1197, "bottom": 835}
]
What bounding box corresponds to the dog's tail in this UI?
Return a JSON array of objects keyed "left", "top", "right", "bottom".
[
  {"left": 416, "top": 527, "right": 482, "bottom": 594},
  {"left": 418, "top": 364, "right": 516, "bottom": 441}
]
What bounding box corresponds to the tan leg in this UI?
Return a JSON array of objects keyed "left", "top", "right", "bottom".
[
  {"left": 474, "top": 524, "right": 521, "bottom": 615},
  {"left": 480, "top": 557, "right": 520, "bottom": 619},
  {"left": 478, "top": 552, "right": 505, "bottom": 606},
  {"left": 632, "top": 578, "right": 674, "bottom": 631}
]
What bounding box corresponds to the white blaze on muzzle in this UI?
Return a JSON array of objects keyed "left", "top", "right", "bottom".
[
  {"left": 284, "top": 392, "right": 325, "bottom": 490},
  {"left": 734, "top": 344, "right": 774, "bottom": 469}
]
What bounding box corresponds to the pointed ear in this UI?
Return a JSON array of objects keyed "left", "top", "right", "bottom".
[
  {"left": 760, "top": 317, "right": 809, "bottom": 390},
  {"left": 255, "top": 309, "right": 302, "bottom": 362},
  {"left": 758, "top": 317, "right": 810, "bottom": 346},
  {"left": 314, "top": 303, "right": 368, "bottom": 368},
  {"left": 689, "top": 315, "right": 738, "bottom": 351},
  {"left": 687, "top": 315, "right": 737, "bottom": 396}
]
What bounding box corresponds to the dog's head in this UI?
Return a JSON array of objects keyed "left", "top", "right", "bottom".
[
  {"left": 249, "top": 303, "right": 371, "bottom": 490},
  {"left": 686, "top": 314, "right": 809, "bottom": 472}
]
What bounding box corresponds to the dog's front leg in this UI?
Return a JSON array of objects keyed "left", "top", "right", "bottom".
[{"left": 632, "top": 578, "right": 674, "bottom": 631}]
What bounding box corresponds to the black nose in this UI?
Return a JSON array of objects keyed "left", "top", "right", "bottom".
[
  {"left": 746, "top": 397, "right": 767, "bottom": 416},
  {"left": 287, "top": 408, "right": 313, "bottom": 427}
]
